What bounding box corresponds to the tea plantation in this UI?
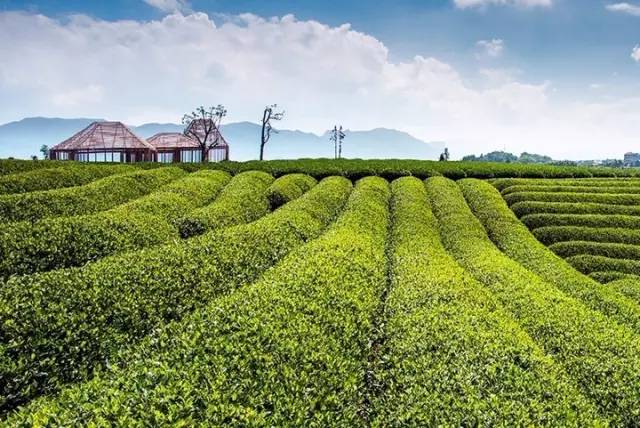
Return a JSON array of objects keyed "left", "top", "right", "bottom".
[{"left": 2, "top": 158, "right": 640, "bottom": 426}]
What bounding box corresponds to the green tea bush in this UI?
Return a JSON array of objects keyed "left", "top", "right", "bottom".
[
  {"left": 492, "top": 177, "right": 640, "bottom": 191},
  {"left": 176, "top": 170, "right": 274, "bottom": 238},
  {"left": 0, "top": 167, "right": 185, "bottom": 222},
  {"left": 550, "top": 241, "right": 640, "bottom": 261},
  {"left": 521, "top": 213, "right": 640, "bottom": 230},
  {"left": 371, "top": 177, "right": 599, "bottom": 426},
  {"left": 609, "top": 278, "right": 640, "bottom": 305},
  {"left": 0, "top": 164, "right": 136, "bottom": 194},
  {"left": 568, "top": 254, "right": 640, "bottom": 277},
  {"left": 590, "top": 271, "right": 640, "bottom": 284},
  {"left": 534, "top": 226, "right": 640, "bottom": 246},
  {"left": 0, "top": 159, "right": 65, "bottom": 176},
  {"left": 0, "top": 176, "right": 352, "bottom": 412},
  {"left": 512, "top": 201, "right": 640, "bottom": 218},
  {"left": 0, "top": 170, "right": 232, "bottom": 277},
  {"left": 460, "top": 178, "right": 640, "bottom": 334},
  {"left": 505, "top": 191, "right": 640, "bottom": 206},
  {"left": 4, "top": 177, "right": 383, "bottom": 426},
  {"left": 503, "top": 184, "right": 640, "bottom": 196},
  {"left": 266, "top": 173, "right": 317, "bottom": 209},
  {"left": 426, "top": 176, "right": 640, "bottom": 425}
]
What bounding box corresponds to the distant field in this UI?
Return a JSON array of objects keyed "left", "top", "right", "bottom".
[{"left": 1, "top": 158, "right": 640, "bottom": 425}]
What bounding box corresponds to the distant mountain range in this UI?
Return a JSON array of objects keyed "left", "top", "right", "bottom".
[{"left": 0, "top": 117, "right": 444, "bottom": 161}]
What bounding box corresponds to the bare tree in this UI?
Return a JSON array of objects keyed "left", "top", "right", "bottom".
[
  {"left": 439, "top": 147, "right": 450, "bottom": 162},
  {"left": 330, "top": 126, "right": 346, "bottom": 159},
  {"left": 182, "top": 105, "right": 227, "bottom": 162},
  {"left": 260, "top": 104, "right": 285, "bottom": 161}
]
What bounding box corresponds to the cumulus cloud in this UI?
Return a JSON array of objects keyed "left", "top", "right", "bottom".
[
  {"left": 606, "top": 2, "right": 640, "bottom": 16},
  {"left": 476, "top": 39, "right": 504, "bottom": 57},
  {"left": 0, "top": 10, "right": 637, "bottom": 159},
  {"left": 454, "top": 0, "right": 552, "bottom": 9},
  {"left": 143, "top": 0, "right": 190, "bottom": 13},
  {"left": 633, "top": 45, "right": 640, "bottom": 62}
]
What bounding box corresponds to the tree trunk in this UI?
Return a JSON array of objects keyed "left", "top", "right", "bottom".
[
  {"left": 260, "top": 110, "right": 269, "bottom": 161},
  {"left": 201, "top": 145, "right": 208, "bottom": 163}
]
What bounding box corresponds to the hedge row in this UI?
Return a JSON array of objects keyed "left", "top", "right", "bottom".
[
  {"left": 4, "top": 177, "right": 384, "bottom": 426},
  {"left": 550, "top": 241, "right": 640, "bottom": 261},
  {"left": 0, "top": 164, "right": 136, "bottom": 194},
  {"left": 176, "top": 171, "right": 274, "bottom": 238},
  {"left": 0, "top": 170, "right": 232, "bottom": 278},
  {"left": 460, "top": 179, "right": 640, "bottom": 335},
  {"left": 502, "top": 184, "right": 640, "bottom": 196},
  {"left": 492, "top": 177, "right": 640, "bottom": 191},
  {"left": 505, "top": 191, "right": 640, "bottom": 207},
  {"left": 371, "top": 177, "right": 599, "bottom": 425},
  {"left": 534, "top": 226, "right": 640, "bottom": 246},
  {"left": 521, "top": 213, "right": 640, "bottom": 230},
  {"left": 266, "top": 173, "right": 317, "bottom": 209},
  {"left": 0, "top": 159, "right": 65, "bottom": 176},
  {"left": 0, "top": 167, "right": 185, "bottom": 223},
  {"left": 609, "top": 278, "right": 640, "bottom": 306},
  {"left": 589, "top": 271, "right": 640, "bottom": 284},
  {"left": 0, "top": 176, "right": 352, "bottom": 412},
  {"left": 568, "top": 254, "right": 640, "bottom": 277},
  {"left": 511, "top": 200, "right": 640, "bottom": 218},
  {"left": 426, "top": 176, "right": 640, "bottom": 425}
]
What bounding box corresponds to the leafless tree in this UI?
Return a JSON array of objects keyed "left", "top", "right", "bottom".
[
  {"left": 182, "top": 105, "right": 227, "bottom": 162},
  {"left": 330, "top": 126, "right": 346, "bottom": 159},
  {"left": 260, "top": 104, "right": 285, "bottom": 161}
]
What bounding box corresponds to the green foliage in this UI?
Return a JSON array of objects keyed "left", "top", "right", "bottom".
[
  {"left": 371, "top": 177, "right": 599, "bottom": 426},
  {"left": 522, "top": 213, "right": 640, "bottom": 229},
  {"left": 0, "top": 176, "right": 352, "bottom": 413},
  {"left": 4, "top": 177, "right": 384, "bottom": 426},
  {"left": 425, "top": 176, "right": 640, "bottom": 425},
  {"left": 0, "top": 170, "right": 231, "bottom": 277},
  {"left": 568, "top": 254, "right": 640, "bottom": 277},
  {"left": 550, "top": 241, "right": 640, "bottom": 261},
  {"left": 0, "top": 167, "right": 185, "bottom": 222},
  {"left": 590, "top": 271, "right": 640, "bottom": 284},
  {"left": 0, "top": 164, "right": 136, "bottom": 194},
  {"left": 460, "top": 178, "right": 640, "bottom": 335},
  {"left": 503, "top": 184, "right": 640, "bottom": 196},
  {"left": 176, "top": 171, "right": 274, "bottom": 238},
  {"left": 534, "top": 226, "right": 640, "bottom": 246},
  {"left": 0, "top": 159, "right": 66, "bottom": 176},
  {"left": 266, "top": 173, "right": 317, "bottom": 209},
  {"left": 512, "top": 200, "right": 640, "bottom": 217},
  {"left": 492, "top": 177, "right": 640, "bottom": 191},
  {"left": 505, "top": 191, "right": 640, "bottom": 206},
  {"left": 608, "top": 278, "right": 640, "bottom": 304}
]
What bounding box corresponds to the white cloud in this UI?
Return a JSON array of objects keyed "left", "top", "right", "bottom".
[
  {"left": 606, "top": 3, "right": 640, "bottom": 16},
  {"left": 454, "top": 0, "right": 552, "bottom": 9},
  {"left": 476, "top": 39, "right": 504, "bottom": 58},
  {"left": 632, "top": 45, "right": 640, "bottom": 62},
  {"left": 143, "top": 0, "right": 190, "bottom": 13},
  {"left": 0, "top": 10, "right": 638, "bottom": 160}
]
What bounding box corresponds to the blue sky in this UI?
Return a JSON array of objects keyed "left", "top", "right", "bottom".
[{"left": 0, "top": 0, "right": 638, "bottom": 158}]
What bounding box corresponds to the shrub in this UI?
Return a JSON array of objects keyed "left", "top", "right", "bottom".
[
  {"left": 0, "top": 164, "right": 136, "bottom": 194},
  {"left": 502, "top": 184, "right": 640, "bottom": 196},
  {"left": 371, "top": 177, "right": 599, "bottom": 426},
  {"left": 550, "top": 241, "right": 640, "bottom": 261},
  {"left": 460, "top": 178, "right": 640, "bottom": 335},
  {"left": 534, "top": 226, "right": 640, "bottom": 246},
  {"left": 609, "top": 278, "right": 640, "bottom": 305},
  {"left": 589, "top": 271, "right": 640, "bottom": 284},
  {"left": 425, "top": 176, "right": 640, "bottom": 425},
  {"left": 0, "top": 159, "right": 64, "bottom": 176},
  {"left": 0, "top": 170, "right": 232, "bottom": 278},
  {"left": 0, "top": 176, "right": 353, "bottom": 413},
  {"left": 511, "top": 201, "right": 640, "bottom": 218},
  {"left": 4, "top": 177, "right": 384, "bottom": 426},
  {"left": 568, "top": 254, "right": 640, "bottom": 277},
  {"left": 266, "top": 173, "right": 317, "bottom": 209},
  {"left": 176, "top": 171, "right": 274, "bottom": 238},
  {"left": 505, "top": 191, "right": 640, "bottom": 206},
  {"left": 492, "top": 177, "right": 640, "bottom": 191},
  {"left": 521, "top": 213, "right": 640, "bottom": 230},
  {"left": 0, "top": 167, "right": 185, "bottom": 222}
]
